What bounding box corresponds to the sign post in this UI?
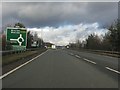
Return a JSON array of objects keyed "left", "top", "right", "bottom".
[{"left": 6, "top": 27, "right": 27, "bottom": 51}]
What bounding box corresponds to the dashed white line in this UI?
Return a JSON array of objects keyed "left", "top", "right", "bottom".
[
  {"left": 83, "top": 58, "right": 97, "bottom": 65},
  {"left": 70, "top": 52, "right": 119, "bottom": 74},
  {"left": 105, "top": 67, "right": 120, "bottom": 74},
  {"left": 70, "top": 53, "right": 74, "bottom": 55},
  {"left": 75, "top": 55, "right": 81, "bottom": 58},
  {"left": 0, "top": 50, "right": 49, "bottom": 79}
]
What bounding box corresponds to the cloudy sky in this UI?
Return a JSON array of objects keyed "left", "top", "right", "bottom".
[{"left": 2, "top": 2, "right": 118, "bottom": 45}]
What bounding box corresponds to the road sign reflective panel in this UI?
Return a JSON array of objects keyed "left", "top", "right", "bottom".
[{"left": 6, "top": 27, "right": 27, "bottom": 50}]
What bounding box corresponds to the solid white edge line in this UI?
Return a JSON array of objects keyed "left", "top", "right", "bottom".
[
  {"left": 83, "top": 58, "right": 96, "bottom": 65},
  {"left": 0, "top": 49, "right": 49, "bottom": 79},
  {"left": 105, "top": 67, "right": 120, "bottom": 74}
]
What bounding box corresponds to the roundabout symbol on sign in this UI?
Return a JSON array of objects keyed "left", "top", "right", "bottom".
[{"left": 10, "top": 34, "right": 24, "bottom": 46}]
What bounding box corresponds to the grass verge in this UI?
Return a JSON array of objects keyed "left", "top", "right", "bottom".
[
  {"left": 2, "top": 51, "right": 37, "bottom": 65},
  {"left": 2, "top": 48, "right": 47, "bottom": 74}
]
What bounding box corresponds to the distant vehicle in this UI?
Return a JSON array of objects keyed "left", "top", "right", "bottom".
[
  {"left": 31, "top": 41, "right": 39, "bottom": 48},
  {"left": 66, "top": 46, "right": 69, "bottom": 49},
  {"left": 51, "top": 45, "right": 56, "bottom": 49}
]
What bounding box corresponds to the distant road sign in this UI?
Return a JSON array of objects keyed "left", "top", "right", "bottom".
[{"left": 6, "top": 27, "right": 27, "bottom": 50}]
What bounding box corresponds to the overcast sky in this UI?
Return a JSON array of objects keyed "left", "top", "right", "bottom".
[{"left": 2, "top": 2, "right": 118, "bottom": 45}]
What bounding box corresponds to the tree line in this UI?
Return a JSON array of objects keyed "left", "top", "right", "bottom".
[{"left": 69, "top": 20, "right": 120, "bottom": 52}]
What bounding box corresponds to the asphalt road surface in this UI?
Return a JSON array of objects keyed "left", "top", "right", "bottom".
[{"left": 2, "top": 49, "right": 119, "bottom": 88}]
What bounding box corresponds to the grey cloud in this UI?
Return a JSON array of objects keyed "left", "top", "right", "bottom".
[
  {"left": 1, "top": 0, "right": 119, "bottom": 2},
  {"left": 0, "top": 8, "right": 1, "bottom": 33},
  {"left": 2, "top": 2, "right": 118, "bottom": 28}
]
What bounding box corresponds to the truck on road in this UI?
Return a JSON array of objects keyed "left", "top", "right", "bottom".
[{"left": 51, "top": 45, "right": 56, "bottom": 49}]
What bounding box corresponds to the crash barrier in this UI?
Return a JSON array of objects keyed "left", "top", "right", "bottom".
[
  {"left": 79, "top": 49, "right": 120, "bottom": 57},
  {"left": 1, "top": 48, "right": 42, "bottom": 56},
  {"left": 91, "top": 50, "right": 120, "bottom": 55},
  {"left": 71, "top": 48, "right": 120, "bottom": 57}
]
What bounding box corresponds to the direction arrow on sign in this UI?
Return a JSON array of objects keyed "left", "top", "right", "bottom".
[{"left": 6, "top": 27, "right": 27, "bottom": 50}]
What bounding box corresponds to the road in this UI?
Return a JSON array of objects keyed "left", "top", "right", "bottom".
[{"left": 2, "top": 49, "right": 119, "bottom": 88}]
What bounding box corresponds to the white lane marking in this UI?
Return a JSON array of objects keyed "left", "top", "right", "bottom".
[
  {"left": 70, "top": 53, "right": 74, "bottom": 55},
  {"left": 83, "top": 58, "right": 96, "bottom": 65},
  {"left": 105, "top": 67, "right": 120, "bottom": 74},
  {"left": 75, "top": 55, "right": 81, "bottom": 58},
  {"left": 0, "top": 50, "right": 49, "bottom": 79}
]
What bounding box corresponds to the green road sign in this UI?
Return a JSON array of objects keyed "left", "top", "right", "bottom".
[{"left": 6, "top": 27, "right": 27, "bottom": 50}]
